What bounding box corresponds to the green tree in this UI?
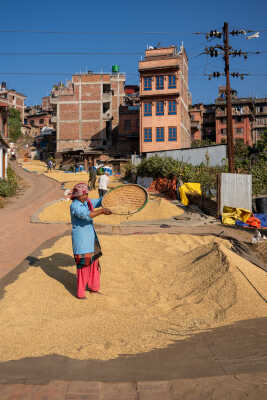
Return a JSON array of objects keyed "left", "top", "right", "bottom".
[{"left": 8, "top": 108, "right": 22, "bottom": 142}]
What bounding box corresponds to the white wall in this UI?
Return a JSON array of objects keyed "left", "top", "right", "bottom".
[{"left": 0, "top": 145, "right": 8, "bottom": 179}]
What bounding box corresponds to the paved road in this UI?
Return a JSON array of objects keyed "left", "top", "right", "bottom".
[
  {"left": 0, "top": 162, "right": 68, "bottom": 280},
  {"left": 0, "top": 164, "right": 267, "bottom": 399}
]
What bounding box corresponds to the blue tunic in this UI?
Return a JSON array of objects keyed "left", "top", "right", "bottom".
[{"left": 70, "top": 198, "right": 102, "bottom": 255}]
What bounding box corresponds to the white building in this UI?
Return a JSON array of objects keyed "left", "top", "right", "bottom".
[{"left": 0, "top": 136, "right": 9, "bottom": 179}]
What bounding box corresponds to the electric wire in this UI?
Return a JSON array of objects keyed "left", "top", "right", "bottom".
[
  {"left": 0, "top": 71, "right": 266, "bottom": 77},
  {"left": 0, "top": 29, "right": 193, "bottom": 35}
]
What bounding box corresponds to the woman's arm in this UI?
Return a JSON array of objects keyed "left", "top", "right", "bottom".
[
  {"left": 71, "top": 202, "right": 111, "bottom": 220},
  {"left": 89, "top": 208, "right": 111, "bottom": 218}
]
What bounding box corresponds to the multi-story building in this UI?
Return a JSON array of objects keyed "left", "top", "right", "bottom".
[
  {"left": 24, "top": 112, "right": 53, "bottom": 137},
  {"left": 215, "top": 87, "right": 253, "bottom": 146},
  {"left": 189, "top": 103, "right": 217, "bottom": 144},
  {"left": 42, "top": 96, "right": 53, "bottom": 112},
  {"left": 117, "top": 105, "right": 139, "bottom": 154},
  {"left": 0, "top": 82, "right": 26, "bottom": 126},
  {"left": 189, "top": 103, "right": 204, "bottom": 142},
  {"left": 189, "top": 87, "right": 267, "bottom": 146},
  {"left": 50, "top": 71, "right": 125, "bottom": 154},
  {"left": 252, "top": 98, "right": 267, "bottom": 143},
  {"left": 139, "top": 45, "right": 191, "bottom": 153},
  {"left": 0, "top": 101, "right": 8, "bottom": 138}
]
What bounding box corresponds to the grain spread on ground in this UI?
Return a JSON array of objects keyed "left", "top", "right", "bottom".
[
  {"left": 20, "top": 160, "right": 47, "bottom": 174},
  {"left": 38, "top": 197, "right": 184, "bottom": 224},
  {"left": 0, "top": 233, "right": 266, "bottom": 362}
]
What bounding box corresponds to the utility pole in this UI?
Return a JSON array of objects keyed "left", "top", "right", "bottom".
[
  {"left": 223, "top": 22, "right": 235, "bottom": 173},
  {"left": 200, "top": 23, "right": 260, "bottom": 172}
]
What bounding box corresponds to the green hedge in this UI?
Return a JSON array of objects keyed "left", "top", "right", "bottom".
[
  {"left": 0, "top": 166, "right": 18, "bottom": 197},
  {"left": 125, "top": 154, "right": 267, "bottom": 196}
]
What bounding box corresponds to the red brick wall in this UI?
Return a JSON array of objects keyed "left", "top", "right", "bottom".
[
  {"left": 81, "top": 85, "right": 101, "bottom": 101},
  {"left": 59, "top": 122, "right": 79, "bottom": 140},
  {"left": 59, "top": 104, "right": 79, "bottom": 120},
  {"left": 81, "top": 121, "right": 101, "bottom": 139},
  {"left": 81, "top": 103, "right": 101, "bottom": 120},
  {"left": 216, "top": 116, "right": 252, "bottom": 145}
]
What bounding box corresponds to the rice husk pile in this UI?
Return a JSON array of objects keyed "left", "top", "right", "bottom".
[
  {"left": 0, "top": 233, "right": 266, "bottom": 362},
  {"left": 38, "top": 197, "right": 184, "bottom": 224}
]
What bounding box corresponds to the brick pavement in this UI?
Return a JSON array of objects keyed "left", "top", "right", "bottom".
[
  {"left": 1, "top": 374, "right": 267, "bottom": 399},
  {"left": 0, "top": 163, "right": 267, "bottom": 399}
]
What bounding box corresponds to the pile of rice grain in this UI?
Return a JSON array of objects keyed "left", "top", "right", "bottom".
[{"left": 0, "top": 233, "right": 266, "bottom": 362}]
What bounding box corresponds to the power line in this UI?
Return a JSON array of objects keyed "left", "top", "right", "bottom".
[
  {"left": 0, "top": 28, "right": 266, "bottom": 36},
  {"left": 1, "top": 50, "right": 266, "bottom": 57},
  {"left": 0, "top": 51, "right": 143, "bottom": 56},
  {"left": 0, "top": 29, "right": 193, "bottom": 36},
  {"left": 0, "top": 71, "right": 266, "bottom": 77}
]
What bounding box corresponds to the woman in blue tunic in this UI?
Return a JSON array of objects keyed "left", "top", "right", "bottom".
[{"left": 70, "top": 183, "right": 111, "bottom": 299}]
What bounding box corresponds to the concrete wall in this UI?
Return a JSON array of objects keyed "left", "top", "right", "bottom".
[{"left": 146, "top": 144, "right": 227, "bottom": 167}]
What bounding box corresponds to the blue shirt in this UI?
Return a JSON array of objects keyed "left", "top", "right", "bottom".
[{"left": 70, "top": 198, "right": 102, "bottom": 255}]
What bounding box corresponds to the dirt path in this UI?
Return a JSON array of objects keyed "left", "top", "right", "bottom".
[{"left": 0, "top": 162, "right": 68, "bottom": 279}]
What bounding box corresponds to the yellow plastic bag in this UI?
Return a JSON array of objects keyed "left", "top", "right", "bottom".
[
  {"left": 222, "top": 206, "right": 251, "bottom": 225},
  {"left": 179, "top": 183, "right": 202, "bottom": 206}
]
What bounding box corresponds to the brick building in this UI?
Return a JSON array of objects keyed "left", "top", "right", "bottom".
[
  {"left": 50, "top": 72, "right": 125, "bottom": 154},
  {"left": 189, "top": 87, "right": 266, "bottom": 146},
  {"left": 42, "top": 96, "right": 53, "bottom": 112},
  {"left": 117, "top": 105, "right": 139, "bottom": 154},
  {"left": 139, "top": 45, "right": 191, "bottom": 153},
  {"left": 215, "top": 87, "right": 253, "bottom": 146},
  {"left": 190, "top": 104, "right": 216, "bottom": 143},
  {"left": 0, "top": 82, "right": 26, "bottom": 126},
  {"left": 115, "top": 85, "right": 140, "bottom": 154},
  {"left": 0, "top": 102, "right": 8, "bottom": 138},
  {"left": 25, "top": 111, "right": 52, "bottom": 131},
  {"left": 252, "top": 98, "right": 267, "bottom": 143}
]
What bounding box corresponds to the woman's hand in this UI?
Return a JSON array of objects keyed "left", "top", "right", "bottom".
[{"left": 102, "top": 208, "right": 112, "bottom": 215}]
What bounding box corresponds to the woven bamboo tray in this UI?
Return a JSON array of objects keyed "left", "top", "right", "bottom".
[{"left": 102, "top": 184, "right": 148, "bottom": 215}]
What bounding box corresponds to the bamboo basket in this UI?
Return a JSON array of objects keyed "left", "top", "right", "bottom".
[{"left": 102, "top": 184, "right": 148, "bottom": 215}]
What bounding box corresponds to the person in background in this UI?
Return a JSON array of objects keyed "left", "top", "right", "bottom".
[
  {"left": 98, "top": 171, "right": 109, "bottom": 198},
  {"left": 70, "top": 183, "right": 112, "bottom": 299},
  {"left": 88, "top": 161, "right": 97, "bottom": 190},
  {"left": 47, "top": 159, "right": 53, "bottom": 172}
]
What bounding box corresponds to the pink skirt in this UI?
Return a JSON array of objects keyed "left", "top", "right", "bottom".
[{"left": 74, "top": 254, "right": 100, "bottom": 298}]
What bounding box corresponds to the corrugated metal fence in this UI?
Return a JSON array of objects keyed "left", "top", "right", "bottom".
[{"left": 145, "top": 144, "right": 227, "bottom": 167}]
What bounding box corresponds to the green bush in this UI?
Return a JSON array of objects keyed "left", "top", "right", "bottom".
[
  {"left": 131, "top": 151, "right": 266, "bottom": 197},
  {"left": 136, "top": 156, "right": 225, "bottom": 195},
  {"left": 0, "top": 166, "right": 18, "bottom": 197},
  {"left": 8, "top": 108, "right": 22, "bottom": 142}
]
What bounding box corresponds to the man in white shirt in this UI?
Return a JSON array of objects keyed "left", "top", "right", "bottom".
[{"left": 98, "top": 171, "right": 109, "bottom": 198}]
